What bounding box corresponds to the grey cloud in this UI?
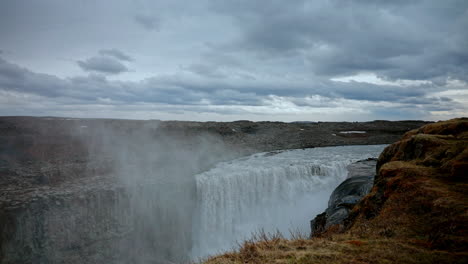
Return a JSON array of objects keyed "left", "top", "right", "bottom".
[
  {"left": 134, "top": 14, "right": 161, "bottom": 31},
  {"left": 2, "top": 0, "right": 467, "bottom": 86},
  {"left": 1, "top": 55, "right": 463, "bottom": 113},
  {"left": 0, "top": 0, "right": 466, "bottom": 121},
  {"left": 0, "top": 57, "right": 66, "bottom": 97},
  {"left": 77, "top": 56, "right": 128, "bottom": 74},
  {"left": 184, "top": 64, "right": 226, "bottom": 79},
  {"left": 328, "top": 81, "right": 432, "bottom": 102},
  {"left": 210, "top": 0, "right": 468, "bottom": 81},
  {"left": 98, "top": 49, "right": 133, "bottom": 62}
]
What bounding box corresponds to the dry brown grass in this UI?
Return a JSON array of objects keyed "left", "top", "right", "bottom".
[{"left": 204, "top": 233, "right": 468, "bottom": 264}]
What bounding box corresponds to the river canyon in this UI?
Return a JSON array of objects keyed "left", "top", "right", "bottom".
[{"left": 0, "top": 117, "right": 427, "bottom": 263}]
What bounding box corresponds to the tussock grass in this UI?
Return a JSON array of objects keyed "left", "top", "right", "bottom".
[{"left": 204, "top": 234, "right": 467, "bottom": 264}]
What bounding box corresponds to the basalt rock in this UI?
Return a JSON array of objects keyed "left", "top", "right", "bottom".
[{"left": 310, "top": 158, "right": 377, "bottom": 236}]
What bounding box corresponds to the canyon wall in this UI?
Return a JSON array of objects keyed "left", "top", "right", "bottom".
[{"left": 0, "top": 117, "right": 431, "bottom": 263}]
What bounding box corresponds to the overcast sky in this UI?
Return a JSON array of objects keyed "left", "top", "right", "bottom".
[{"left": 1, "top": 0, "right": 467, "bottom": 121}]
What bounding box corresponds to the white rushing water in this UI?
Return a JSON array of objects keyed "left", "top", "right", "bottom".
[{"left": 191, "top": 144, "right": 387, "bottom": 258}]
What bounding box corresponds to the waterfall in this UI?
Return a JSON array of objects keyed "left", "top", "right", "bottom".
[{"left": 191, "top": 144, "right": 387, "bottom": 258}]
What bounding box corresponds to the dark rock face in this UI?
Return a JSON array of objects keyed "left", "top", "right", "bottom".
[
  {"left": 310, "top": 159, "right": 377, "bottom": 236},
  {"left": 310, "top": 212, "right": 327, "bottom": 235}
]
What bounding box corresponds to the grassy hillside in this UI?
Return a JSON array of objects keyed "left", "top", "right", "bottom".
[{"left": 204, "top": 118, "right": 468, "bottom": 264}]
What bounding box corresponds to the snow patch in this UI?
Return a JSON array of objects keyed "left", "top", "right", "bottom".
[{"left": 339, "top": 131, "right": 366, "bottom": 134}]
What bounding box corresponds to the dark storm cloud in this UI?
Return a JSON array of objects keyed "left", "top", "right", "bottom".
[
  {"left": 77, "top": 56, "right": 129, "bottom": 74},
  {"left": 98, "top": 49, "right": 134, "bottom": 62}
]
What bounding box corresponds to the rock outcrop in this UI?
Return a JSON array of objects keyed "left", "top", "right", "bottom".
[
  {"left": 311, "top": 118, "right": 468, "bottom": 241},
  {"left": 346, "top": 118, "right": 468, "bottom": 251},
  {"left": 310, "top": 158, "right": 377, "bottom": 236}
]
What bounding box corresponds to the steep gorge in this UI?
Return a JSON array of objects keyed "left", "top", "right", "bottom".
[{"left": 0, "top": 117, "right": 438, "bottom": 263}]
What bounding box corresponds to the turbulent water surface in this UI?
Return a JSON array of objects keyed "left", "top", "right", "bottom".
[{"left": 191, "top": 144, "right": 387, "bottom": 258}]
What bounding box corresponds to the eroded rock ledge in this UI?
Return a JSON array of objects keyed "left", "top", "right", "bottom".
[{"left": 310, "top": 158, "right": 377, "bottom": 236}]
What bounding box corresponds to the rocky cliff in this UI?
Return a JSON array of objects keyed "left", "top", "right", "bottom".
[
  {"left": 310, "top": 158, "right": 377, "bottom": 236},
  {"left": 348, "top": 117, "right": 468, "bottom": 251}
]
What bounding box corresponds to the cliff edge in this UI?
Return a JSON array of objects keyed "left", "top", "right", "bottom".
[
  {"left": 205, "top": 118, "right": 468, "bottom": 264},
  {"left": 347, "top": 117, "right": 468, "bottom": 251}
]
